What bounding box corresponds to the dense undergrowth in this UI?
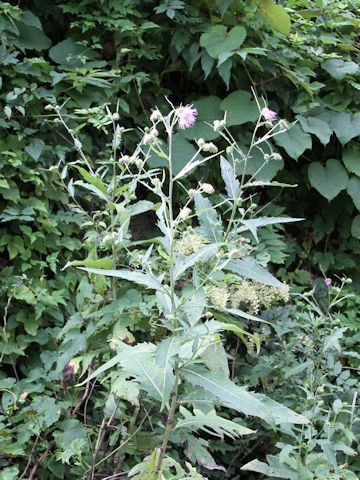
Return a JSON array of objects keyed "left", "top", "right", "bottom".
[{"left": 0, "top": 1, "right": 359, "bottom": 479}]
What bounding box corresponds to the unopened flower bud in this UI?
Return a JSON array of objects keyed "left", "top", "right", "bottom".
[
  {"left": 150, "top": 109, "right": 162, "bottom": 122},
  {"left": 178, "top": 207, "right": 191, "bottom": 221},
  {"left": 202, "top": 142, "right": 218, "bottom": 154},
  {"left": 45, "top": 104, "right": 53, "bottom": 111},
  {"left": 201, "top": 183, "right": 215, "bottom": 194},
  {"left": 272, "top": 153, "right": 282, "bottom": 161},
  {"left": 197, "top": 138, "right": 205, "bottom": 148},
  {"left": 112, "top": 112, "right": 120, "bottom": 121}
]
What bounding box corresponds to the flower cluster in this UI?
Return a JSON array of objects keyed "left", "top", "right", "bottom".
[
  {"left": 175, "top": 228, "right": 205, "bottom": 256},
  {"left": 207, "top": 286, "right": 229, "bottom": 309},
  {"left": 230, "top": 281, "right": 290, "bottom": 314}
]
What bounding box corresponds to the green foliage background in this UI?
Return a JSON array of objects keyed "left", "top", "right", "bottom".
[{"left": 0, "top": 0, "right": 359, "bottom": 478}]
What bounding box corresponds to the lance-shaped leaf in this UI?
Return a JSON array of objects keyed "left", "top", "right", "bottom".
[
  {"left": 241, "top": 458, "right": 297, "bottom": 479},
  {"left": 75, "top": 166, "right": 107, "bottom": 196},
  {"left": 237, "top": 216, "right": 303, "bottom": 242},
  {"left": 63, "top": 257, "right": 113, "bottom": 270},
  {"left": 183, "top": 366, "right": 274, "bottom": 422},
  {"left": 73, "top": 180, "right": 109, "bottom": 202},
  {"left": 195, "top": 193, "right": 224, "bottom": 242},
  {"left": 174, "top": 243, "right": 221, "bottom": 280},
  {"left": 79, "top": 267, "right": 166, "bottom": 293},
  {"left": 183, "top": 367, "right": 308, "bottom": 425},
  {"left": 220, "top": 156, "right": 241, "bottom": 199},
  {"left": 223, "top": 258, "right": 284, "bottom": 288},
  {"left": 175, "top": 406, "right": 254, "bottom": 438}
]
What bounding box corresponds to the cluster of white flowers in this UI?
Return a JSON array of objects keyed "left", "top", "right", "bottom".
[
  {"left": 230, "top": 281, "right": 260, "bottom": 314},
  {"left": 176, "top": 228, "right": 205, "bottom": 255},
  {"left": 230, "top": 281, "right": 290, "bottom": 314},
  {"left": 207, "top": 286, "right": 229, "bottom": 309}
]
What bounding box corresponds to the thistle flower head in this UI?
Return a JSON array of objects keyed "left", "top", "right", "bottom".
[
  {"left": 176, "top": 104, "right": 198, "bottom": 129},
  {"left": 261, "top": 107, "right": 277, "bottom": 122}
]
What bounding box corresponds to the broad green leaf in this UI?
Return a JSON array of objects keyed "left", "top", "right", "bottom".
[
  {"left": 64, "top": 258, "right": 113, "bottom": 270},
  {"left": 181, "top": 286, "right": 207, "bottom": 326},
  {"left": 75, "top": 166, "right": 107, "bottom": 195},
  {"left": 241, "top": 459, "right": 297, "bottom": 478},
  {"left": 120, "top": 344, "right": 175, "bottom": 408},
  {"left": 155, "top": 336, "right": 181, "bottom": 369},
  {"left": 343, "top": 146, "right": 360, "bottom": 176},
  {"left": 195, "top": 193, "right": 224, "bottom": 242},
  {"left": 181, "top": 96, "right": 222, "bottom": 141},
  {"left": 322, "top": 59, "right": 359, "bottom": 80},
  {"left": 326, "top": 111, "right": 360, "bottom": 145},
  {"left": 297, "top": 116, "right": 332, "bottom": 145},
  {"left": 127, "top": 200, "right": 155, "bottom": 217},
  {"left": 220, "top": 90, "right": 258, "bottom": 126},
  {"left": 148, "top": 134, "right": 199, "bottom": 176},
  {"left": 79, "top": 267, "right": 166, "bottom": 292},
  {"left": 351, "top": 215, "right": 360, "bottom": 238},
  {"left": 238, "top": 144, "right": 284, "bottom": 181},
  {"left": 275, "top": 124, "right": 312, "bottom": 160},
  {"left": 223, "top": 258, "right": 284, "bottom": 288},
  {"left": 32, "top": 396, "right": 61, "bottom": 427},
  {"left": 111, "top": 372, "right": 140, "bottom": 406},
  {"left": 200, "top": 25, "right": 246, "bottom": 59},
  {"left": 49, "top": 38, "right": 91, "bottom": 67},
  {"left": 175, "top": 406, "right": 254, "bottom": 438},
  {"left": 308, "top": 159, "right": 348, "bottom": 201},
  {"left": 347, "top": 177, "right": 360, "bottom": 211},
  {"left": 284, "top": 360, "right": 314, "bottom": 379},
  {"left": 323, "top": 327, "right": 347, "bottom": 352},
  {"left": 215, "top": 0, "right": 234, "bottom": 18},
  {"left": 16, "top": 22, "right": 51, "bottom": 51},
  {"left": 220, "top": 156, "right": 241, "bottom": 198},
  {"left": 0, "top": 466, "right": 20, "bottom": 480},
  {"left": 217, "top": 57, "right": 232, "bottom": 89},
  {"left": 259, "top": 0, "right": 291, "bottom": 35},
  {"left": 25, "top": 139, "right": 45, "bottom": 160}
]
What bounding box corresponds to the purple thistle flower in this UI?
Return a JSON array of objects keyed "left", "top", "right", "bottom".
[
  {"left": 325, "top": 278, "right": 332, "bottom": 286},
  {"left": 261, "top": 107, "right": 277, "bottom": 122},
  {"left": 176, "top": 104, "right": 198, "bottom": 129}
]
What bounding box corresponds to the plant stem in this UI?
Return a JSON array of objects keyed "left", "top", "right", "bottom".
[{"left": 155, "top": 365, "right": 180, "bottom": 477}]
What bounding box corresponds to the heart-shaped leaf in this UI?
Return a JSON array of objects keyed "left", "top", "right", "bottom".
[
  {"left": 308, "top": 159, "right": 348, "bottom": 201},
  {"left": 347, "top": 177, "right": 360, "bottom": 211},
  {"left": 343, "top": 146, "right": 360, "bottom": 176},
  {"left": 220, "top": 90, "right": 258, "bottom": 126},
  {"left": 200, "top": 26, "right": 246, "bottom": 59},
  {"left": 322, "top": 59, "right": 359, "bottom": 80},
  {"left": 25, "top": 139, "right": 45, "bottom": 161},
  {"left": 275, "top": 124, "right": 312, "bottom": 161}
]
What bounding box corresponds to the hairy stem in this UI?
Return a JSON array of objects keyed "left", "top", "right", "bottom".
[{"left": 155, "top": 365, "right": 180, "bottom": 477}]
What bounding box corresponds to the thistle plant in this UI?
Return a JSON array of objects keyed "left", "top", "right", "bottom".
[{"left": 55, "top": 97, "right": 307, "bottom": 479}]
